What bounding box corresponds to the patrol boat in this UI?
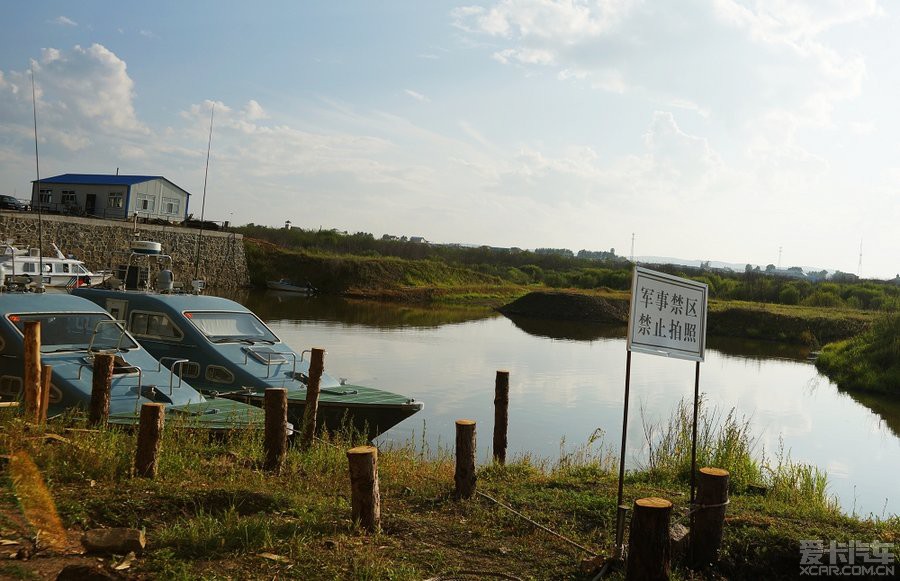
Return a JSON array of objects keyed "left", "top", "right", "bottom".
[
  {"left": 0, "top": 291, "right": 264, "bottom": 430},
  {"left": 73, "top": 243, "right": 423, "bottom": 438}
]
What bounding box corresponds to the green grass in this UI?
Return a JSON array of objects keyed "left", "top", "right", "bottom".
[
  {"left": 0, "top": 409, "right": 897, "bottom": 580},
  {"left": 816, "top": 310, "right": 900, "bottom": 394}
]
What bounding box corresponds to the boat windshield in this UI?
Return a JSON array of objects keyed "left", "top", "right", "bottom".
[
  {"left": 10, "top": 313, "right": 138, "bottom": 353},
  {"left": 184, "top": 311, "right": 279, "bottom": 344}
]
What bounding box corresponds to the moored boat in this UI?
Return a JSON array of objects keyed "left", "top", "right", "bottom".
[
  {"left": 74, "top": 288, "right": 423, "bottom": 438},
  {"left": 0, "top": 291, "right": 264, "bottom": 430},
  {"left": 1, "top": 242, "right": 110, "bottom": 289},
  {"left": 73, "top": 246, "right": 422, "bottom": 438},
  {"left": 266, "top": 279, "right": 317, "bottom": 294}
]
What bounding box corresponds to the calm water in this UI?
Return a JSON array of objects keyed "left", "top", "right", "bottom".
[{"left": 235, "top": 291, "right": 900, "bottom": 517}]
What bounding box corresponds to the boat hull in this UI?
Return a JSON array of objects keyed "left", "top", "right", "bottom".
[{"left": 225, "top": 386, "right": 423, "bottom": 439}]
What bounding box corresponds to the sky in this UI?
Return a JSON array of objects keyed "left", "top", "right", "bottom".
[{"left": 0, "top": 1, "right": 897, "bottom": 278}]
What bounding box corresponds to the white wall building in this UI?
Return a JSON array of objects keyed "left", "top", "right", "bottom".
[{"left": 31, "top": 174, "right": 191, "bottom": 221}]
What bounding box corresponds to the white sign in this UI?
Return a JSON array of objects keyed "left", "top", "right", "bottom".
[{"left": 626, "top": 266, "right": 708, "bottom": 362}]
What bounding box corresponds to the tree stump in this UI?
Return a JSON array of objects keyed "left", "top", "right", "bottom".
[
  {"left": 264, "top": 388, "right": 288, "bottom": 472},
  {"left": 300, "top": 347, "right": 325, "bottom": 448},
  {"left": 455, "top": 419, "right": 476, "bottom": 499},
  {"left": 134, "top": 403, "right": 165, "bottom": 478},
  {"left": 625, "top": 497, "right": 672, "bottom": 581},
  {"left": 90, "top": 354, "right": 115, "bottom": 426},
  {"left": 493, "top": 370, "right": 509, "bottom": 465},
  {"left": 690, "top": 467, "right": 729, "bottom": 568},
  {"left": 23, "top": 321, "right": 41, "bottom": 422},
  {"left": 346, "top": 445, "right": 380, "bottom": 532}
]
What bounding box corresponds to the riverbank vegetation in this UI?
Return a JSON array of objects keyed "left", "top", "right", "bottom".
[
  {"left": 2, "top": 405, "right": 897, "bottom": 579},
  {"left": 815, "top": 311, "right": 900, "bottom": 395},
  {"left": 238, "top": 225, "right": 900, "bottom": 313}
]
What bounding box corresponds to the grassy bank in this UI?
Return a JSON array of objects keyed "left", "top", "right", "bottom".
[
  {"left": 815, "top": 311, "right": 900, "bottom": 395},
  {"left": 244, "top": 240, "right": 524, "bottom": 306},
  {"left": 1, "top": 406, "right": 896, "bottom": 580}
]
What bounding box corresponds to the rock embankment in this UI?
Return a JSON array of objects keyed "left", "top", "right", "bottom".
[{"left": 497, "top": 291, "right": 630, "bottom": 324}]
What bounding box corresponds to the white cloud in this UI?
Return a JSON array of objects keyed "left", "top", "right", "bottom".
[
  {"left": 242, "top": 100, "right": 268, "bottom": 120},
  {"left": 404, "top": 89, "right": 430, "bottom": 103},
  {"left": 52, "top": 16, "right": 78, "bottom": 27}
]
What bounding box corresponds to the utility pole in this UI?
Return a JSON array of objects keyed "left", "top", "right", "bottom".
[
  {"left": 777, "top": 246, "right": 782, "bottom": 269},
  {"left": 858, "top": 239, "right": 863, "bottom": 277}
]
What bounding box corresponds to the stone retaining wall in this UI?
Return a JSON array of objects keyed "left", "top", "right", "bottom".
[{"left": 0, "top": 211, "right": 249, "bottom": 289}]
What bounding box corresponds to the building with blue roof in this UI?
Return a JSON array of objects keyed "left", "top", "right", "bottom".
[{"left": 31, "top": 174, "right": 191, "bottom": 221}]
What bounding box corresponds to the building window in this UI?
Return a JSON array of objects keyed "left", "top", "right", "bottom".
[
  {"left": 39, "top": 189, "right": 52, "bottom": 204},
  {"left": 108, "top": 192, "right": 124, "bottom": 209},
  {"left": 22, "top": 263, "right": 36, "bottom": 273},
  {"left": 137, "top": 195, "right": 155, "bottom": 212},
  {"left": 163, "top": 197, "right": 180, "bottom": 214},
  {"left": 61, "top": 191, "right": 77, "bottom": 205}
]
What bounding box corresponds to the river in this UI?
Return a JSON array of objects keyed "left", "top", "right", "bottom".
[{"left": 236, "top": 291, "right": 899, "bottom": 517}]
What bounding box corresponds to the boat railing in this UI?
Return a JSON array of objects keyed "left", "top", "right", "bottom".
[
  {"left": 157, "top": 357, "right": 188, "bottom": 395},
  {"left": 131, "top": 367, "right": 145, "bottom": 414},
  {"left": 87, "top": 319, "right": 129, "bottom": 353},
  {"left": 243, "top": 350, "right": 297, "bottom": 380},
  {"left": 300, "top": 349, "right": 311, "bottom": 362}
]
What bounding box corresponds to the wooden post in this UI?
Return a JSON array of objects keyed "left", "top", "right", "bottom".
[
  {"left": 38, "top": 365, "right": 52, "bottom": 424},
  {"left": 493, "top": 370, "right": 509, "bottom": 465},
  {"left": 134, "top": 403, "right": 165, "bottom": 478},
  {"left": 625, "top": 497, "right": 672, "bottom": 581},
  {"left": 690, "top": 467, "right": 729, "bottom": 568},
  {"left": 300, "top": 347, "right": 325, "bottom": 448},
  {"left": 90, "top": 354, "right": 115, "bottom": 426},
  {"left": 23, "top": 321, "right": 41, "bottom": 421},
  {"left": 454, "top": 419, "right": 476, "bottom": 499},
  {"left": 264, "top": 388, "right": 288, "bottom": 472},
  {"left": 346, "top": 445, "right": 380, "bottom": 532}
]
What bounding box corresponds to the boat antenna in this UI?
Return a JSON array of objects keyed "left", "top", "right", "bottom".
[
  {"left": 30, "top": 63, "right": 45, "bottom": 292},
  {"left": 193, "top": 102, "right": 214, "bottom": 280}
]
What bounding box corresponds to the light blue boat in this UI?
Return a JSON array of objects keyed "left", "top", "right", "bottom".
[
  {"left": 73, "top": 287, "right": 423, "bottom": 438},
  {"left": 0, "top": 291, "right": 264, "bottom": 430}
]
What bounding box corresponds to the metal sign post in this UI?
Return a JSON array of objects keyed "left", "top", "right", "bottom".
[{"left": 614, "top": 266, "right": 708, "bottom": 557}]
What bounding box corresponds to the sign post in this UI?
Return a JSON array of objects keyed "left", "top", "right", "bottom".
[{"left": 614, "top": 266, "right": 708, "bottom": 556}]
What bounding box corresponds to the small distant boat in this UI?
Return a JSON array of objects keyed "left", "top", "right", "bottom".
[
  {"left": 0, "top": 242, "right": 111, "bottom": 289},
  {"left": 266, "top": 279, "right": 317, "bottom": 294}
]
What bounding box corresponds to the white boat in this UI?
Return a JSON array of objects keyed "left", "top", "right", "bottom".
[
  {"left": 266, "top": 278, "right": 317, "bottom": 294},
  {"left": 0, "top": 242, "right": 111, "bottom": 289}
]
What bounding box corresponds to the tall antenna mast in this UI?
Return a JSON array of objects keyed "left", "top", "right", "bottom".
[
  {"left": 777, "top": 246, "right": 782, "bottom": 269},
  {"left": 193, "top": 103, "right": 215, "bottom": 280},
  {"left": 857, "top": 239, "right": 863, "bottom": 277},
  {"left": 31, "top": 64, "right": 45, "bottom": 292},
  {"left": 630, "top": 232, "right": 635, "bottom": 262}
]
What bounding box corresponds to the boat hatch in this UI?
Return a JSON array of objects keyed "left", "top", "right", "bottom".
[
  {"left": 139, "top": 384, "right": 173, "bottom": 404},
  {"left": 243, "top": 346, "right": 287, "bottom": 365}
]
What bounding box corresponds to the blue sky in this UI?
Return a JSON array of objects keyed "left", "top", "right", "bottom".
[{"left": 0, "top": 1, "right": 897, "bottom": 278}]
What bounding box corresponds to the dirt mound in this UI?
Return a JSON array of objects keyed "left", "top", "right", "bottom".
[{"left": 497, "top": 291, "right": 629, "bottom": 324}]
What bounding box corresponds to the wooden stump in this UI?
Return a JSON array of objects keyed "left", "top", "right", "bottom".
[
  {"left": 690, "top": 467, "right": 729, "bottom": 568},
  {"left": 454, "top": 419, "right": 477, "bottom": 499},
  {"left": 89, "top": 354, "right": 115, "bottom": 426},
  {"left": 23, "top": 321, "right": 41, "bottom": 422},
  {"left": 134, "top": 403, "right": 165, "bottom": 478},
  {"left": 493, "top": 370, "right": 509, "bottom": 465},
  {"left": 38, "top": 365, "right": 52, "bottom": 424},
  {"left": 346, "top": 445, "right": 380, "bottom": 532},
  {"left": 300, "top": 348, "right": 325, "bottom": 449},
  {"left": 625, "top": 497, "right": 672, "bottom": 581},
  {"left": 264, "top": 388, "right": 288, "bottom": 472}
]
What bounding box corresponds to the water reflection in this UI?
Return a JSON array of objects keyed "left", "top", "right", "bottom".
[
  {"left": 222, "top": 290, "right": 498, "bottom": 329},
  {"left": 214, "top": 290, "right": 899, "bottom": 516}
]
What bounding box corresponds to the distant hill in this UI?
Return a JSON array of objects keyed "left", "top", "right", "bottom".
[{"left": 635, "top": 256, "right": 831, "bottom": 275}]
